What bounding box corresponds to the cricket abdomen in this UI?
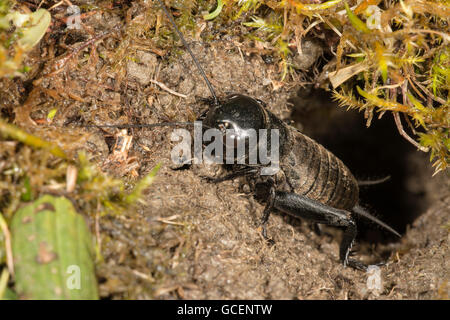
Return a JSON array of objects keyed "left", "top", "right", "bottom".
[{"left": 280, "top": 130, "right": 359, "bottom": 210}]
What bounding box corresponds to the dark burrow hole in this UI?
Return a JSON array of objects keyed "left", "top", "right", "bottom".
[{"left": 288, "top": 87, "right": 432, "bottom": 245}]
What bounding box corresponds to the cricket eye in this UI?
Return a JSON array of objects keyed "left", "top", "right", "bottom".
[{"left": 218, "top": 121, "right": 231, "bottom": 133}]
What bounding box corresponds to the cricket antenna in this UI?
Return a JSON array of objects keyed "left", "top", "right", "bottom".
[
  {"left": 80, "top": 122, "right": 213, "bottom": 130},
  {"left": 156, "top": 0, "right": 219, "bottom": 106}
]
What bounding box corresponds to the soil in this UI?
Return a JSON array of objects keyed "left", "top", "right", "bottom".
[
  {"left": 95, "top": 40, "right": 449, "bottom": 300},
  {"left": 4, "top": 1, "right": 449, "bottom": 300}
]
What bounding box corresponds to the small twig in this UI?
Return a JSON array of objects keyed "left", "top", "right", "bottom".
[
  {"left": 0, "top": 268, "right": 9, "bottom": 299},
  {"left": 302, "top": 20, "right": 322, "bottom": 37},
  {"left": 0, "top": 213, "right": 14, "bottom": 277},
  {"left": 37, "top": 0, "right": 45, "bottom": 9},
  {"left": 387, "top": 285, "right": 397, "bottom": 298},
  {"left": 149, "top": 79, "right": 187, "bottom": 98},
  {"left": 156, "top": 216, "right": 184, "bottom": 226},
  {"left": 48, "top": 1, "right": 64, "bottom": 10},
  {"left": 403, "top": 112, "right": 417, "bottom": 135},
  {"left": 47, "top": 29, "right": 114, "bottom": 76},
  {"left": 48, "top": 0, "right": 73, "bottom": 10},
  {"left": 153, "top": 285, "right": 180, "bottom": 297},
  {"left": 406, "top": 29, "right": 450, "bottom": 42},
  {"left": 377, "top": 83, "right": 404, "bottom": 91},
  {"left": 315, "top": 14, "right": 356, "bottom": 50},
  {"left": 131, "top": 269, "right": 155, "bottom": 282},
  {"left": 95, "top": 207, "right": 102, "bottom": 262},
  {"left": 66, "top": 165, "right": 77, "bottom": 193},
  {"left": 395, "top": 81, "right": 430, "bottom": 152},
  {"left": 410, "top": 72, "right": 447, "bottom": 105},
  {"left": 405, "top": 73, "right": 426, "bottom": 100},
  {"left": 393, "top": 112, "right": 429, "bottom": 152}
]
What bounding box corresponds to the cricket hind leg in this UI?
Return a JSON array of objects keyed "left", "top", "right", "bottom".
[
  {"left": 340, "top": 222, "right": 367, "bottom": 270},
  {"left": 272, "top": 191, "right": 368, "bottom": 271}
]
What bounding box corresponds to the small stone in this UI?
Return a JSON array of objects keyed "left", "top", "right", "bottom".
[
  {"left": 292, "top": 39, "right": 323, "bottom": 70},
  {"left": 127, "top": 51, "right": 157, "bottom": 86},
  {"left": 366, "top": 265, "right": 384, "bottom": 296}
]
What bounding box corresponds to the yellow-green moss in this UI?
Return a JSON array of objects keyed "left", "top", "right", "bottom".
[{"left": 200, "top": 0, "right": 449, "bottom": 173}]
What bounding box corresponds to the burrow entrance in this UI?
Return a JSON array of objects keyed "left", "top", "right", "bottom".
[{"left": 288, "top": 87, "right": 433, "bottom": 244}]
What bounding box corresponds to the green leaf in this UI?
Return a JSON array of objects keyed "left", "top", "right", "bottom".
[
  {"left": 125, "top": 163, "right": 161, "bottom": 204},
  {"left": 345, "top": 2, "right": 370, "bottom": 34},
  {"left": 20, "top": 176, "right": 32, "bottom": 201},
  {"left": 2, "top": 288, "right": 17, "bottom": 300},
  {"left": 407, "top": 93, "right": 430, "bottom": 114},
  {"left": 11, "top": 195, "right": 98, "bottom": 300},
  {"left": 203, "top": 0, "right": 223, "bottom": 20},
  {"left": 16, "top": 9, "right": 51, "bottom": 50},
  {"left": 47, "top": 108, "right": 57, "bottom": 121}
]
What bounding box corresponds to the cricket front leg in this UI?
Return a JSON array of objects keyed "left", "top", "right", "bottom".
[
  {"left": 253, "top": 179, "right": 276, "bottom": 244},
  {"left": 201, "top": 167, "right": 259, "bottom": 183},
  {"left": 260, "top": 184, "right": 275, "bottom": 244}
]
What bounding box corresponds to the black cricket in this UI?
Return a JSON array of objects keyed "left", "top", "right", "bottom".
[
  {"left": 199, "top": 93, "right": 400, "bottom": 271},
  {"left": 105, "top": 1, "right": 401, "bottom": 271}
]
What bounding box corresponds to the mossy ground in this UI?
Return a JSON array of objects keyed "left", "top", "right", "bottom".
[{"left": 0, "top": 0, "right": 448, "bottom": 299}]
